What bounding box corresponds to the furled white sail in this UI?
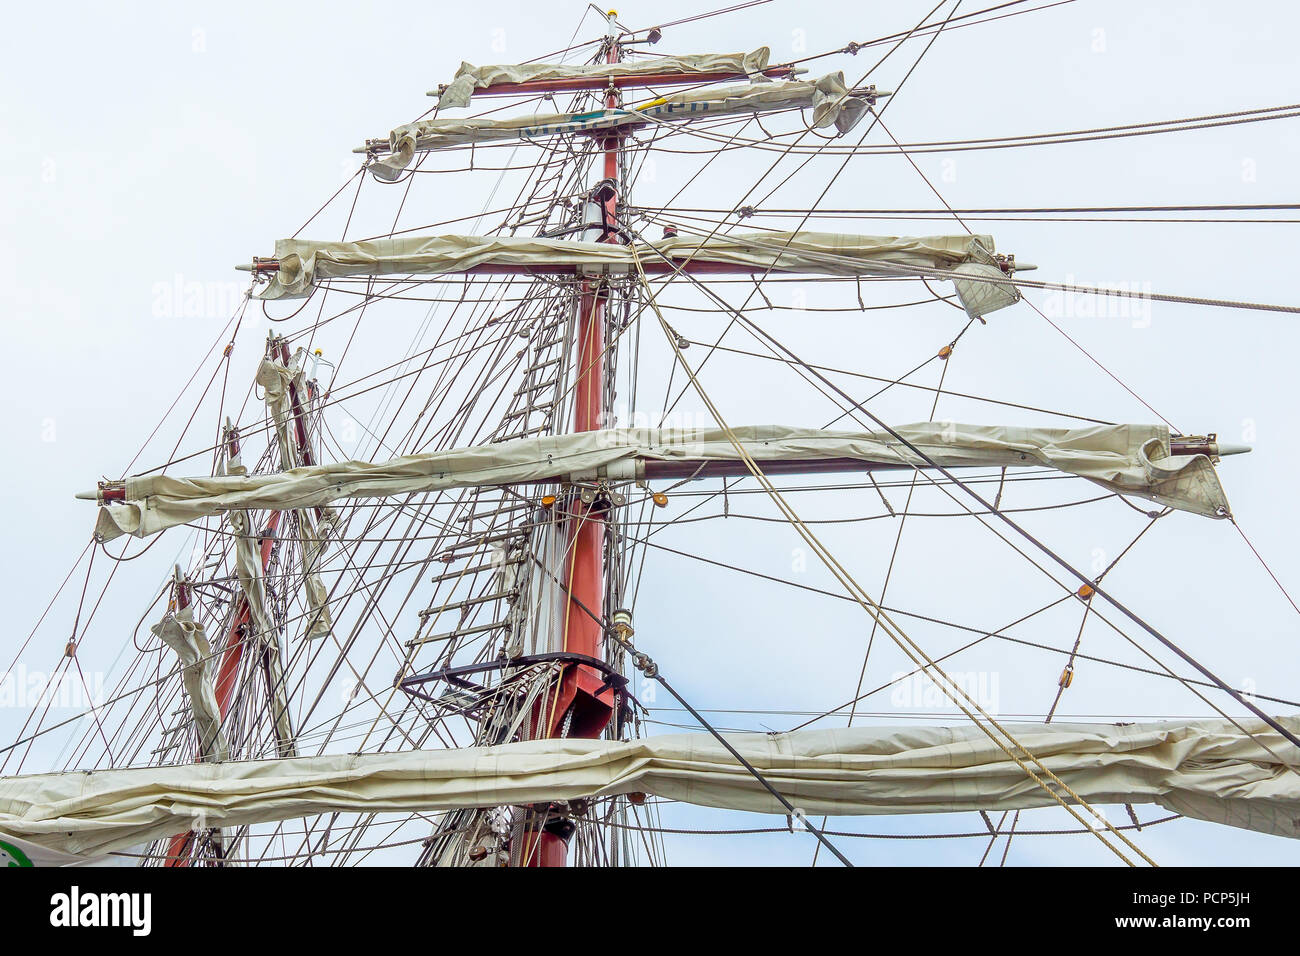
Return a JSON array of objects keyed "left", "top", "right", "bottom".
[
  {"left": 151, "top": 609, "right": 228, "bottom": 763},
  {"left": 229, "top": 510, "right": 276, "bottom": 646},
  {"left": 369, "top": 73, "right": 867, "bottom": 179},
  {"left": 2, "top": 717, "right": 1295, "bottom": 862},
  {"left": 249, "top": 231, "right": 1015, "bottom": 318},
  {"left": 256, "top": 356, "right": 333, "bottom": 641},
  {"left": 89, "top": 422, "right": 1229, "bottom": 541},
  {"left": 434, "top": 48, "right": 776, "bottom": 107}
]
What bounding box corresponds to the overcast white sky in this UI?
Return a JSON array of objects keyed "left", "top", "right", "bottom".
[{"left": 2, "top": 0, "right": 1298, "bottom": 866}]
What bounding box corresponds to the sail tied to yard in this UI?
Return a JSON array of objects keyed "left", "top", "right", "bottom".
[
  {"left": 366, "top": 72, "right": 874, "bottom": 180},
  {"left": 151, "top": 608, "right": 228, "bottom": 764},
  {"left": 85, "top": 422, "right": 1234, "bottom": 541},
  {"left": 2, "top": 716, "right": 1296, "bottom": 863},
  {"left": 243, "top": 231, "right": 1020, "bottom": 321},
  {"left": 431, "top": 48, "right": 782, "bottom": 106}
]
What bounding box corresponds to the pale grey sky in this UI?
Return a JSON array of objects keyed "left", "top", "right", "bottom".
[{"left": 2, "top": 0, "right": 1298, "bottom": 865}]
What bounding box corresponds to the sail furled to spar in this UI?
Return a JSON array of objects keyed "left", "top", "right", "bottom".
[
  {"left": 246, "top": 231, "right": 1020, "bottom": 319},
  {"left": 3, "top": 717, "right": 1296, "bottom": 862},
  {"left": 432, "top": 47, "right": 780, "bottom": 107},
  {"left": 87, "top": 423, "right": 1231, "bottom": 541},
  {"left": 255, "top": 356, "right": 333, "bottom": 640},
  {"left": 151, "top": 609, "right": 227, "bottom": 763},
  {"left": 368, "top": 72, "right": 871, "bottom": 180}
]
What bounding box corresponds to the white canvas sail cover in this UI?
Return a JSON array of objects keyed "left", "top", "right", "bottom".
[
  {"left": 434, "top": 48, "right": 775, "bottom": 108},
  {"left": 151, "top": 609, "right": 228, "bottom": 763},
  {"left": 251, "top": 231, "right": 1017, "bottom": 320},
  {"left": 370, "top": 73, "right": 867, "bottom": 179},
  {"left": 90, "top": 422, "right": 1229, "bottom": 541},
  {"left": 229, "top": 510, "right": 276, "bottom": 643},
  {"left": 1, "top": 717, "right": 1295, "bottom": 862},
  {"left": 256, "top": 358, "right": 299, "bottom": 469}
]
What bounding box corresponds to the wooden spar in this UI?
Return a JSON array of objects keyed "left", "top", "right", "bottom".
[
  {"left": 88, "top": 437, "right": 1238, "bottom": 523},
  {"left": 643, "top": 440, "right": 1243, "bottom": 478},
  {"left": 244, "top": 258, "right": 988, "bottom": 278}
]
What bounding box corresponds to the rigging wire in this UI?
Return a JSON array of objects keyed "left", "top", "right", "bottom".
[
  {"left": 627, "top": 238, "right": 1157, "bottom": 867},
  {"left": 648, "top": 239, "right": 1300, "bottom": 760}
]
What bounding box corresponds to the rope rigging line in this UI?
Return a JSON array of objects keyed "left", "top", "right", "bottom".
[
  {"left": 605, "top": 629, "right": 857, "bottom": 866},
  {"left": 594, "top": 812, "right": 1181, "bottom": 841},
  {"left": 694, "top": 272, "right": 1300, "bottom": 757},
  {"left": 644, "top": 0, "right": 962, "bottom": 430},
  {"left": 628, "top": 240, "right": 1156, "bottom": 867},
  {"left": 620, "top": 201, "right": 1300, "bottom": 796},
  {"left": 648, "top": 201, "right": 1300, "bottom": 217},
  {"left": 618, "top": 0, "right": 967, "bottom": 610},
  {"left": 1229, "top": 518, "right": 1300, "bottom": 619},
  {"left": 609, "top": 13, "right": 1298, "bottom": 825},
  {"left": 652, "top": 215, "right": 1300, "bottom": 320},
  {"left": 812, "top": 321, "right": 961, "bottom": 865},
  {"left": 263, "top": 141, "right": 624, "bottom": 832},
  {"left": 621, "top": 101, "right": 1300, "bottom": 158},
  {"left": 830, "top": 114, "right": 1300, "bottom": 770},
  {"left": 829, "top": 0, "right": 1078, "bottom": 57},
  {"left": 681, "top": 339, "right": 1119, "bottom": 425}
]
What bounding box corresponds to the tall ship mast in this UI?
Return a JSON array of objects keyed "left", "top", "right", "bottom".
[{"left": 3, "top": 4, "right": 1298, "bottom": 870}]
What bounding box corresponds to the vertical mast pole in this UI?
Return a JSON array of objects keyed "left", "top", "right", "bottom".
[{"left": 530, "top": 11, "right": 623, "bottom": 868}]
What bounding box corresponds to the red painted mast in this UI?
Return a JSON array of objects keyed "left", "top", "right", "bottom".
[{"left": 529, "top": 15, "right": 624, "bottom": 868}]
